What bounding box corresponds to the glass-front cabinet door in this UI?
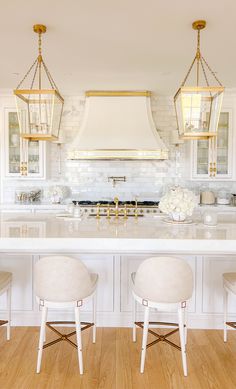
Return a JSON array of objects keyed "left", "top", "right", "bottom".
[
  {"left": 7, "top": 111, "right": 21, "bottom": 175},
  {"left": 192, "top": 110, "right": 233, "bottom": 180},
  {"left": 4, "top": 108, "right": 45, "bottom": 178}
]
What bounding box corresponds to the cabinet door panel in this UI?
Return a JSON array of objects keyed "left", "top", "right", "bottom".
[
  {"left": 4, "top": 107, "right": 46, "bottom": 179},
  {"left": 203, "top": 257, "right": 236, "bottom": 313},
  {"left": 0, "top": 255, "right": 33, "bottom": 311},
  {"left": 192, "top": 110, "right": 233, "bottom": 180},
  {"left": 120, "top": 255, "right": 196, "bottom": 313}
]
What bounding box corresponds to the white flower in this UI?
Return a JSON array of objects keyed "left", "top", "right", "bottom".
[{"left": 159, "top": 186, "right": 197, "bottom": 217}]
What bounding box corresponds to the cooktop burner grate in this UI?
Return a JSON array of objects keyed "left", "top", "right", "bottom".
[{"left": 72, "top": 200, "right": 159, "bottom": 207}]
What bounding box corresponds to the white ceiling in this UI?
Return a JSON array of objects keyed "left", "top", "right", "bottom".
[{"left": 1, "top": 0, "right": 235, "bottom": 95}]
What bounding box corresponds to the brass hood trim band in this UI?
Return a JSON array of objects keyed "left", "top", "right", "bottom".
[{"left": 85, "top": 91, "right": 151, "bottom": 97}]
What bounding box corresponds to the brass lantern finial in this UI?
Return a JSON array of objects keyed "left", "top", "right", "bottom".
[
  {"left": 174, "top": 20, "right": 224, "bottom": 141},
  {"left": 14, "top": 24, "right": 64, "bottom": 142}
]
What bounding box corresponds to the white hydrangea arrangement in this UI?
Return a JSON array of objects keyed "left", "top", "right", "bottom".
[{"left": 159, "top": 186, "right": 197, "bottom": 221}]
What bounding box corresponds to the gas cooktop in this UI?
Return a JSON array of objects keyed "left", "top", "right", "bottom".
[{"left": 72, "top": 200, "right": 159, "bottom": 207}]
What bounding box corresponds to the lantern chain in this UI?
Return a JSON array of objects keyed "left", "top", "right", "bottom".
[
  {"left": 181, "top": 56, "right": 197, "bottom": 87},
  {"left": 38, "top": 32, "right": 42, "bottom": 57},
  {"left": 199, "top": 56, "right": 210, "bottom": 87},
  {"left": 179, "top": 24, "right": 223, "bottom": 88},
  {"left": 30, "top": 60, "right": 39, "bottom": 90},
  {"left": 16, "top": 58, "right": 38, "bottom": 89},
  {"left": 42, "top": 59, "right": 61, "bottom": 92},
  {"left": 196, "top": 30, "right": 200, "bottom": 86},
  {"left": 201, "top": 55, "right": 223, "bottom": 86}
]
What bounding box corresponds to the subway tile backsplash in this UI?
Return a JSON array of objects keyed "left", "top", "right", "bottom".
[{"left": 2, "top": 94, "right": 236, "bottom": 203}]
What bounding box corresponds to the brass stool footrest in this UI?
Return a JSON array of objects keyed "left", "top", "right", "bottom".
[
  {"left": 226, "top": 321, "right": 236, "bottom": 329},
  {"left": 43, "top": 321, "right": 94, "bottom": 350},
  {"left": 135, "top": 321, "right": 183, "bottom": 351},
  {"left": 0, "top": 320, "right": 8, "bottom": 326}
]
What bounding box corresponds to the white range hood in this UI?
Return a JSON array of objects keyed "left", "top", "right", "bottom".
[{"left": 67, "top": 91, "right": 168, "bottom": 160}]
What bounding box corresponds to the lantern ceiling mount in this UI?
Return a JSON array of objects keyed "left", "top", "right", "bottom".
[
  {"left": 174, "top": 19, "right": 224, "bottom": 141},
  {"left": 14, "top": 24, "right": 64, "bottom": 142},
  {"left": 192, "top": 20, "right": 206, "bottom": 31},
  {"left": 33, "top": 24, "right": 47, "bottom": 34}
]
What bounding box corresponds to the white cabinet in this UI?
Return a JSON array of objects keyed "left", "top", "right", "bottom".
[
  {"left": 3, "top": 108, "right": 46, "bottom": 179},
  {"left": 191, "top": 110, "right": 233, "bottom": 180}
]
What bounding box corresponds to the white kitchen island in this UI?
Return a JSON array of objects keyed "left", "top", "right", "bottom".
[{"left": 0, "top": 210, "right": 236, "bottom": 329}]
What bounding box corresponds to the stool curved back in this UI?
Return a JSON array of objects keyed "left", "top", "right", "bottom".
[
  {"left": 133, "top": 256, "right": 193, "bottom": 304},
  {"left": 0, "top": 271, "right": 12, "bottom": 341},
  {"left": 35, "top": 255, "right": 94, "bottom": 302}
]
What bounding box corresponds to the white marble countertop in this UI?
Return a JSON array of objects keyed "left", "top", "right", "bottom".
[
  {"left": 0, "top": 211, "right": 236, "bottom": 255},
  {"left": 0, "top": 203, "right": 67, "bottom": 211},
  {"left": 1, "top": 203, "right": 236, "bottom": 212}
]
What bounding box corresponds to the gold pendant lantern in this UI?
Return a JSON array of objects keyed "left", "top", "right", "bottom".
[
  {"left": 174, "top": 20, "right": 224, "bottom": 140},
  {"left": 14, "top": 24, "right": 64, "bottom": 141}
]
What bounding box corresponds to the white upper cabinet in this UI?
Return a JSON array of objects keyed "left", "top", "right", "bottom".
[
  {"left": 191, "top": 108, "right": 234, "bottom": 180},
  {"left": 3, "top": 108, "right": 46, "bottom": 179}
]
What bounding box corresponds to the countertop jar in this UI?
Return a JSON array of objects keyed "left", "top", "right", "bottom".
[
  {"left": 231, "top": 194, "right": 236, "bottom": 206},
  {"left": 217, "top": 189, "right": 231, "bottom": 205}
]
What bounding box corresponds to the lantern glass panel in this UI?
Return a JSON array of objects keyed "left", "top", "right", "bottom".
[
  {"left": 15, "top": 90, "right": 63, "bottom": 140},
  {"left": 208, "top": 91, "right": 224, "bottom": 134},
  {"left": 51, "top": 93, "right": 64, "bottom": 138},
  {"left": 175, "top": 91, "right": 185, "bottom": 137},
  {"left": 175, "top": 88, "right": 224, "bottom": 138}
]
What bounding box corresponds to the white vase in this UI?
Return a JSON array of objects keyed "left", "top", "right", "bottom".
[{"left": 170, "top": 211, "right": 186, "bottom": 222}]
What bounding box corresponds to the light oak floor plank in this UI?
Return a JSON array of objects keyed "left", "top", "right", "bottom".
[{"left": 0, "top": 327, "right": 236, "bottom": 389}]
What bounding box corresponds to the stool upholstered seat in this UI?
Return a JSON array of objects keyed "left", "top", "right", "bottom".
[
  {"left": 0, "top": 271, "right": 12, "bottom": 340},
  {"left": 131, "top": 256, "right": 193, "bottom": 376},
  {"left": 35, "top": 256, "right": 98, "bottom": 375},
  {"left": 223, "top": 272, "right": 236, "bottom": 342},
  {"left": 0, "top": 272, "right": 12, "bottom": 292},
  {"left": 223, "top": 273, "right": 236, "bottom": 294}
]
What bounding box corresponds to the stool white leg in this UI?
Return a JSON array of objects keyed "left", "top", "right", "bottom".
[
  {"left": 223, "top": 287, "right": 228, "bottom": 343},
  {"left": 36, "top": 306, "right": 48, "bottom": 373},
  {"left": 140, "top": 306, "right": 149, "bottom": 374},
  {"left": 178, "top": 306, "right": 187, "bottom": 377},
  {"left": 6, "top": 283, "right": 11, "bottom": 341},
  {"left": 92, "top": 293, "right": 97, "bottom": 344},
  {"left": 75, "top": 306, "right": 83, "bottom": 375},
  {"left": 132, "top": 297, "right": 137, "bottom": 342},
  {"left": 183, "top": 305, "right": 187, "bottom": 346}
]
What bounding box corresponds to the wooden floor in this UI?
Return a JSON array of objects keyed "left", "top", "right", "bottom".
[{"left": 0, "top": 327, "right": 236, "bottom": 389}]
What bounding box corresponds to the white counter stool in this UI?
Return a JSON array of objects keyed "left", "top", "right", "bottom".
[
  {"left": 35, "top": 255, "right": 98, "bottom": 375},
  {"left": 223, "top": 272, "right": 236, "bottom": 342},
  {"left": 131, "top": 256, "right": 193, "bottom": 376},
  {"left": 0, "top": 271, "right": 12, "bottom": 341}
]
